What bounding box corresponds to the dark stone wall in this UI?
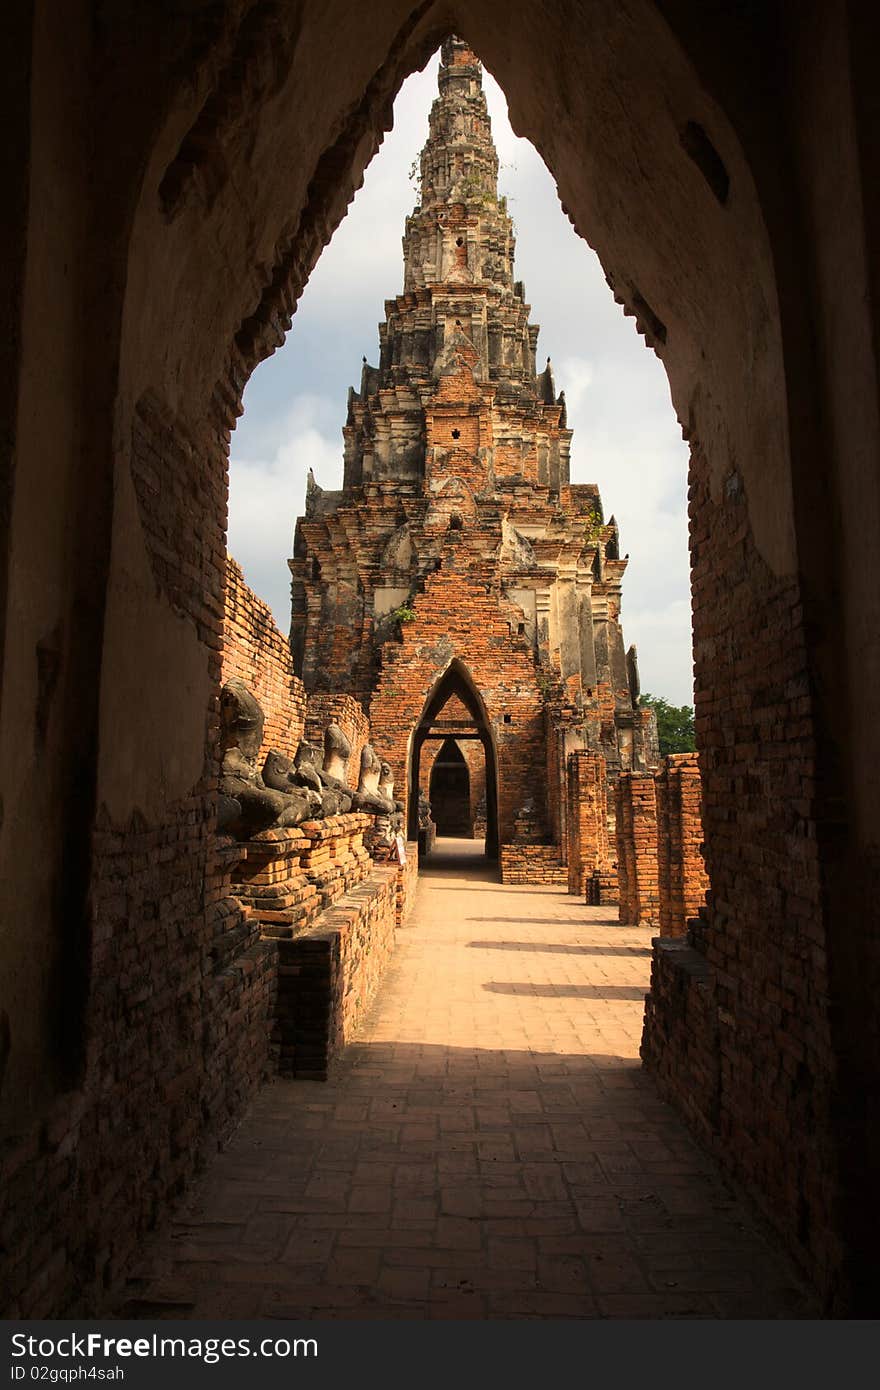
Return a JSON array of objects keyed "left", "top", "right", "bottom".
[{"left": 642, "top": 455, "right": 839, "bottom": 1301}]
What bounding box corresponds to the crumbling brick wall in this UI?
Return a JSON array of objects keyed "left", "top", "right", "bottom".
[
  {"left": 642, "top": 458, "right": 835, "bottom": 1300},
  {"left": 222, "top": 555, "right": 306, "bottom": 760},
  {"left": 305, "top": 691, "right": 370, "bottom": 781},
  {"left": 499, "top": 843, "right": 567, "bottom": 884},
  {"left": 615, "top": 772, "right": 660, "bottom": 927},
  {"left": 0, "top": 397, "right": 287, "bottom": 1319},
  {"left": 656, "top": 752, "right": 709, "bottom": 935}
]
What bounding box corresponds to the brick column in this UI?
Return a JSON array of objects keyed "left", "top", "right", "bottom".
[
  {"left": 614, "top": 772, "right": 660, "bottom": 926},
  {"left": 566, "top": 750, "right": 609, "bottom": 895},
  {"left": 656, "top": 753, "right": 709, "bottom": 934}
]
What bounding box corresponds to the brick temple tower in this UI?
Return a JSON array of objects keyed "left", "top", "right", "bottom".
[{"left": 290, "top": 37, "right": 658, "bottom": 868}]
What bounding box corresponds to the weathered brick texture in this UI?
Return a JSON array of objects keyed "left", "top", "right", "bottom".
[
  {"left": 223, "top": 555, "right": 307, "bottom": 760},
  {"left": 304, "top": 692, "right": 370, "bottom": 779},
  {"left": 642, "top": 458, "right": 837, "bottom": 1298},
  {"left": 395, "top": 844, "right": 419, "bottom": 927},
  {"left": 274, "top": 869, "right": 398, "bottom": 1079},
  {"left": 0, "top": 399, "right": 286, "bottom": 1319},
  {"left": 274, "top": 845, "right": 418, "bottom": 1079},
  {"left": 500, "top": 844, "right": 567, "bottom": 885},
  {"left": 232, "top": 813, "right": 374, "bottom": 937},
  {"left": 615, "top": 772, "right": 660, "bottom": 927},
  {"left": 656, "top": 752, "right": 709, "bottom": 935}
]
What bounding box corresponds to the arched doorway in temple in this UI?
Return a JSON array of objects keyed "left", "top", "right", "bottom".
[
  {"left": 428, "top": 738, "right": 471, "bottom": 837},
  {"left": 408, "top": 659, "right": 499, "bottom": 860}
]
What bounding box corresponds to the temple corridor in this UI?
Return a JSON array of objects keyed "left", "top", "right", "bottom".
[{"left": 121, "top": 842, "right": 812, "bottom": 1320}]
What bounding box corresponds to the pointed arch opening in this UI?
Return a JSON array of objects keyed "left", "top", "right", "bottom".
[{"left": 408, "top": 659, "right": 499, "bottom": 861}]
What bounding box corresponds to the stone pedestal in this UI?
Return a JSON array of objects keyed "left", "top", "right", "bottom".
[{"left": 231, "top": 813, "right": 374, "bottom": 938}]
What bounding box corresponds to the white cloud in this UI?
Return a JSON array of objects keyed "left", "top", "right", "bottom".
[
  {"left": 228, "top": 395, "right": 341, "bottom": 630},
  {"left": 625, "top": 599, "right": 695, "bottom": 707},
  {"left": 556, "top": 355, "right": 595, "bottom": 415}
]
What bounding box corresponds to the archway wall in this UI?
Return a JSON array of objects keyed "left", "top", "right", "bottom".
[
  {"left": 2, "top": 0, "right": 878, "bottom": 1315},
  {"left": 371, "top": 568, "right": 544, "bottom": 847}
]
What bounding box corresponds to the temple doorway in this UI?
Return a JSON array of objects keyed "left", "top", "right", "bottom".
[
  {"left": 429, "top": 739, "right": 471, "bottom": 837},
  {"left": 408, "top": 660, "right": 499, "bottom": 861}
]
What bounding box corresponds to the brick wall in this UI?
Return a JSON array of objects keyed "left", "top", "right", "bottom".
[
  {"left": 642, "top": 457, "right": 837, "bottom": 1298},
  {"left": 0, "top": 397, "right": 283, "bottom": 1317},
  {"left": 656, "top": 753, "right": 709, "bottom": 935},
  {"left": 615, "top": 772, "right": 660, "bottom": 927},
  {"left": 223, "top": 554, "right": 307, "bottom": 760},
  {"left": 461, "top": 739, "right": 487, "bottom": 839},
  {"left": 232, "top": 813, "right": 374, "bottom": 937},
  {"left": 305, "top": 691, "right": 370, "bottom": 780},
  {"left": 274, "top": 844, "right": 418, "bottom": 1080},
  {"left": 500, "top": 843, "right": 567, "bottom": 885},
  {"left": 274, "top": 869, "right": 398, "bottom": 1079},
  {"left": 395, "top": 843, "right": 419, "bottom": 927},
  {"left": 229, "top": 815, "right": 417, "bottom": 1079}
]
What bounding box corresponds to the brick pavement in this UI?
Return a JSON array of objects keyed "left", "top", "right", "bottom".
[{"left": 122, "top": 839, "right": 813, "bottom": 1319}]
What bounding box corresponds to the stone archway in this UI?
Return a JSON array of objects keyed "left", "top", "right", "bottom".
[
  {"left": 407, "top": 659, "right": 499, "bottom": 859},
  {"left": 4, "top": 1, "right": 880, "bottom": 1316}
]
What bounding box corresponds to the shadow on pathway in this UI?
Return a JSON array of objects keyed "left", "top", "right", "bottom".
[{"left": 121, "top": 841, "right": 814, "bottom": 1319}]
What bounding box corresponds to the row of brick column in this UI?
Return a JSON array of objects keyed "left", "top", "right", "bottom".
[
  {"left": 615, "top": 772, "right": 661, "bottom": 926},
  {"left": 613, "top": 754, "right": 708, "bottom": 931}
]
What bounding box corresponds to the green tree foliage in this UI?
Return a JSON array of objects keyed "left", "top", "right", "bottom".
[{"left": 640, "top": 693, "right": 696, "bottom": 756}]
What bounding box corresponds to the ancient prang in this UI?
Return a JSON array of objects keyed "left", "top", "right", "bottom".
[{"left": 289, "top": 38, "right": 658, "bottom": 871}]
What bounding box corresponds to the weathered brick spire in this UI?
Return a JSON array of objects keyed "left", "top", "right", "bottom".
[
  {"left": 402, "top": 37, "right": 513, "bottom": 295},
  {"left": 339, "top": 37, "right": 561, "bottom": 493}
]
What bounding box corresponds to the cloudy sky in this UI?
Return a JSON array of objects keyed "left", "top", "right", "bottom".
[{"left": 228, "top": 53, "right": 694, "bottom": 706}]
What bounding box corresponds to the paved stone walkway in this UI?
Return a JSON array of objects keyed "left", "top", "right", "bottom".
[{"left": 124, "top": 840, "right": 813, "bottom": 1319}]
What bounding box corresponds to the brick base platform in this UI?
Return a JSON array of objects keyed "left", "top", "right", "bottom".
[
  {"left": 586, "top": 867, "right": 620, "bottom": 906},
  {"left": 231, "top": 813, "right": 374, "bottom": 938},
  {"left": 274, "top": 858, "right": 416, "bottom": 1080},
  {"left": 499, "top": 843, "right": 567, "bottom": 885}
]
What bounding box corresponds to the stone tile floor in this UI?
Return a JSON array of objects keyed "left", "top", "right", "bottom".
[{"left": 123, "top": 838, "right": 815, "bottom": 1319}]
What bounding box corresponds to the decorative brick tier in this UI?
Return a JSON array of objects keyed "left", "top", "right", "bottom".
[
  {"left": 500, "top": 843, "right": 567, "bottom": 885},
  {"left": 232, "top": 813, "right": 374, "bottom": 938},
  {"left": 615, "top": 772, "right": 660, "bottom": 926},
  {"left": 656, "top": 753, "right": 709, "bottom": 935}
]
